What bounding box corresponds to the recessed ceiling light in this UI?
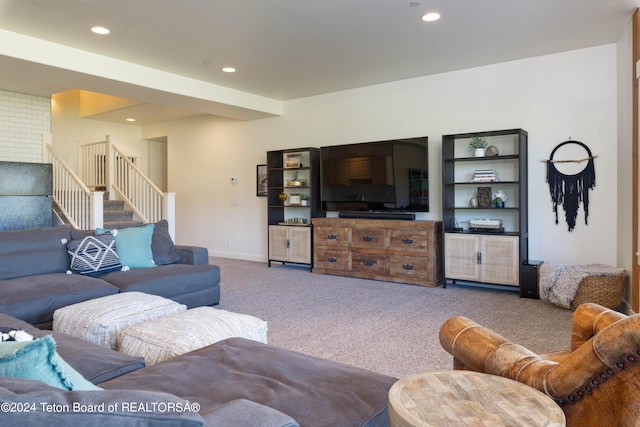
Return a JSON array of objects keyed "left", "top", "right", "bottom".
[
  {"left": 222, "top": 67, "right": 236, "bottom": 73},
  {"left": 91, "top": 26, "right": 110, "bottom": 35},
  {"left": 126, "top": 118, "right": 135, "bottom": 122},
  {"left": 421, "top": 12, "right": 440, "bottom": 22}
]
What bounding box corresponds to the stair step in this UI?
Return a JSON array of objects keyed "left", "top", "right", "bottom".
[
  {"left": 104, "top": 200, "right": 124, "bottom": 210},
  {"left": 104, "top": 210, "right": 134, "bottom": 222}
]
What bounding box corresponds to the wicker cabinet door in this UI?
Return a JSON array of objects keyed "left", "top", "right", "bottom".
[
  {"left": 268, "top": 225, "right": 289, "bottom": 262},
  {"left": 269, "top": 225, "right": 311, "bottom": 264},
  {"left": 444, "top": 233, "right": 480, "bottom": 281},
  {"left": 479, "top": 235, "right": 519, "bottom": 286},
  {"left": 287, "top": 227, "right": 312, "bottom": 264}
]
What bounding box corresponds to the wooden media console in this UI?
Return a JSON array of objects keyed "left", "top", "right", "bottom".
[{"left": 312, "top": 218, "right": 443, "bottom": 287}]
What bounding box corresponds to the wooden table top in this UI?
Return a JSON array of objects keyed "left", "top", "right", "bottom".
[{"left": 388, "top": 370, "right": 566, "bottom": 427}]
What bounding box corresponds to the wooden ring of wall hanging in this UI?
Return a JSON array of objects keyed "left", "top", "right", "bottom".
[{"left": 546, "top": 140, "right": 596, "bottom": 232}]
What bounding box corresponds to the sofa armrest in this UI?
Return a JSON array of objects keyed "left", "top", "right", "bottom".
[
  {"left": 439, "top": 313, "right": 639, "bottom": 398},
  {"left": 174, "top": 245, "right": 209, "bottom": 265},
  {"left": 439, "top": 316, "right": 557, "bottom": 392},
  {"left": 200, "top": 399, "right": 299, "bottom": 427},
  {"left": 570, "top": 303, "right": 626, "bottom": 350}
]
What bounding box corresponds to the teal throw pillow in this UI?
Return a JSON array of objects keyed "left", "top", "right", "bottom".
[
  {"left": 0, "top": 335, "right": 102, "bottom": 391},
  {"left": 98, "top": 224, "right": 156, "bottom": 269}
]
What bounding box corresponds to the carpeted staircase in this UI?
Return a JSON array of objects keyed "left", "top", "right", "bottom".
[
  {"left": 103, "top": 199, "right": 143, "bottom": 229},
  {"left": 53, "top": 196, "right": 142, "bottom": 229}
]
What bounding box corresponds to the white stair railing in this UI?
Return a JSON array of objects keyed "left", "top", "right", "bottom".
[
  {"left": 78, "top": 139, "right": 107, "bottom": 190},
  {"left": 111, "top": 144, "right": 166, "bottom": 223},
  {"left": 43, "top": 136, "right": 103, "bottom": 230},
  {"left": 75, "top": 135, "right": 175, "bottom": 238}
]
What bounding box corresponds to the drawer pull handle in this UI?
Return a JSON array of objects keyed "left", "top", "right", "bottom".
[
  {"left": 362, "top": 236, "right": 373, "bottom": 242},
  {"left": 327, "top": 234, "right": 337, "bottom": 240},
  {"left": 328, "top": 257, "right": 337, "bottom": 263},
  {"left": 402, "top": 239, "right": 413, "bottom": 244},
  {"left": 402, "top": 264, "right": 414, "bottom": 270},
  {"left": 363, "top": 260, "right": 374, "bottom": 266}
]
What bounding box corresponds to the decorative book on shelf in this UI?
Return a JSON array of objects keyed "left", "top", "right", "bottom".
[{"left": 472, "top": 169, "right": 499, "bottom": 182}]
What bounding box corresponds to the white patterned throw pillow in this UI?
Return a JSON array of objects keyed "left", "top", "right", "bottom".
[{"left": 67, "top": 234, "right": 122, "bottom": 276}]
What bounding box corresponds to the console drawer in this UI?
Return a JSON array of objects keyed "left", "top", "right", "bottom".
[
  {"left": 390, "top": 255, "right": 430, "bottom": 279},
  {"left": 389, "top": 230, "right": 429, "bottom": 252},
  {"left": 351, "top": 228, "right": 387, "bottom": 249},
  {"left": 351, "top": 252, "right": 387, "bottom": 274},
  {"left": 315, "top": 248, "right": 350, "bottom": 271},
  {"left": 312, "top": 218, "right": 443, "bottom": 287},
  {"left": 315, "top": 227, "right": 349, "bottom": 247}
]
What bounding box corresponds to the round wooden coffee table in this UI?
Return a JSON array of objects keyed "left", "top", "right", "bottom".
[{"left": 389, "top": 370, "right": 565, "bottom": 427}]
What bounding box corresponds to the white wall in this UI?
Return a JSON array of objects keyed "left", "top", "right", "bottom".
[
  {"left": 141, "top": 44, "right": 620, "bottom": 269},
  {"left": 51, "top": 90, "right": 144, "bottom": 170},
  {"left": 0, "top": 89, "right": 50, "bottom": 162},
  {"left": 145, "top": 138, "right": 168, "bottom": 192}
]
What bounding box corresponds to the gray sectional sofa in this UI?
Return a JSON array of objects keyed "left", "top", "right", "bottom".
[
  {"left": 0, "top": 224, "right": 397, "bottom": 425},
  {"left": 0, "top": 223, "right": 220, "bottom": 329},
  {"left": 0, "top": 310, "right": 396, "bottom": 426}
]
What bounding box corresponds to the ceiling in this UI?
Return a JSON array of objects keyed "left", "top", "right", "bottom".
[{"left": 0, "top": 0, "right": 637, "bottom": 124}]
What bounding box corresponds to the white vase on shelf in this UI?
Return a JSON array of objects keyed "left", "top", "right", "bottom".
[{"left": 474, "top": 148, "right": 485, "bottom": 157}]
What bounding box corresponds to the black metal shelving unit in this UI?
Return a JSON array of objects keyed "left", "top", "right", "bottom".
[
  {"left": 441, "top": 128, "right": 528, "bottom": 289},
  {"left": 266, "top": 148, "right": 323, "bottom": 268}
]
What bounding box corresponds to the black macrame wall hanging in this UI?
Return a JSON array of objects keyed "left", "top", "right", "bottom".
[{"left": 546, "top": 140, "right": 596, "bottom": 232}]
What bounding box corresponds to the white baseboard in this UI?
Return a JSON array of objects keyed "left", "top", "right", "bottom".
[{"left": 209, "top": 249, "right": 266, "bottom": 263}]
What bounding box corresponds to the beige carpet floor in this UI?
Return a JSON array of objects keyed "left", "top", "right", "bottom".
[{"left": 212, "top": 257, "right": 575, "bottom": 379}]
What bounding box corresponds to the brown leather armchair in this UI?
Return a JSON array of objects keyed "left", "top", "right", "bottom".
[{"left": 439, "top": 303, "right": 640, "bottom": 427}]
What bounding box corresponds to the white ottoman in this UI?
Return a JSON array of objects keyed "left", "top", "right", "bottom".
[
  {"left": 53, "top": 292, "right": 187, "bottom": 350},
  {"left": 118, "top": 307, "right": 268, "bottom": 365}
]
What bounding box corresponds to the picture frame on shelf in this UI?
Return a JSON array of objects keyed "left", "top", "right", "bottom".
[
  {"left": 284, "top": 153, "right": 301, "bottom": 168},
  {"left": 288, "top": 194, "right": 302, "bottom": 206},
  {"left": 256, "top": 164, "right": 267, "bottom": 196},
  {"left": 476, "top": 186, "right": 492, "bottom": 208}
]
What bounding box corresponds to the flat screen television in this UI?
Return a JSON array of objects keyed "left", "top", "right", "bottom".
[{"left": 320, "top": 136, "right": 428, "bottom": 213}]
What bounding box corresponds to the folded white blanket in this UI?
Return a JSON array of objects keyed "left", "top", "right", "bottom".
[
  {"left": 0, "top": 328, "right": 35, "bottom": 342},
  {"left": 539, "top": 263, "right": 624, "bottom": 309}
]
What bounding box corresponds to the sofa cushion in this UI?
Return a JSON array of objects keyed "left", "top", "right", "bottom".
[
  {"left": 0, "top": 273, "right": 119, "bottom": 327},
  {"left": 0, "top": 336, "right": 100, "bottom": 391},
  {"left": 0, "top": 227, "right": 71, "bottom": 280},
  {"left": 101, "top": 337, "right": 397, "bottom": 427},
  {"left": 66, "top": 234, "right": 122, "bottom": 276},
  {"left": 0, "top": 313, "right": 146, "bottom": 384},
  {"left": 200, "top": 399, "right": 299, "bottom": 427},
  {"left": 73, "top": 220, "right": 181, "bottom": 266},
  {"left": 0, "top": 376, "right": 205, "bottom": 426},
  {"left": 99, "top": 224, "right": 156, "bottom": 269},
  {"left": 100, "top": 264, "right": 220, "bottom": 306},
  {"left": 151, "top": 219, "right": 181, "bottom": 265}
]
